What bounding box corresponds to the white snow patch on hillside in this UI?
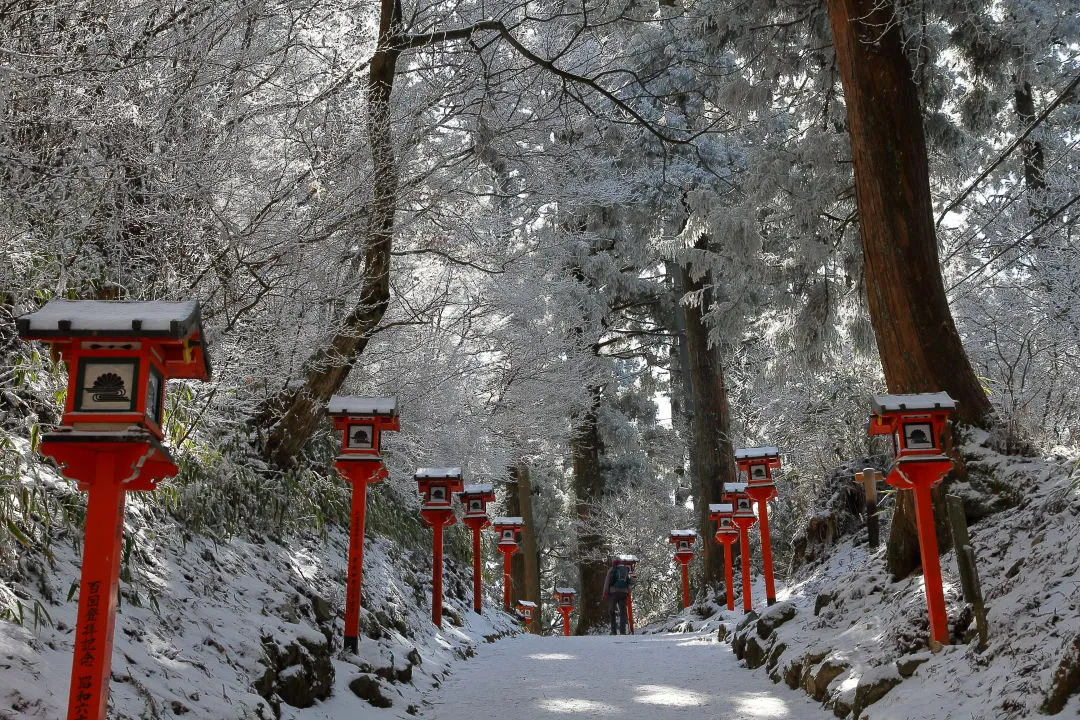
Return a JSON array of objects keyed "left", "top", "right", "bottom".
[{"left": 0, "top": 442, "right": 520, "bottom": 719}]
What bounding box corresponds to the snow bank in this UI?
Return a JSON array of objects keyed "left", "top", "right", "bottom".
[{"left": 0, "top": 443, "right": 520, "bottom": 719}]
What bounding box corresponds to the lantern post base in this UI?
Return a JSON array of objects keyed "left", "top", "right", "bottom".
[
  {"left": 886, "top": 457, "right": 953, "bottom": 648},
  {"left": 420, "top": 508, "right": 457, "bottom": 629},
  {"left": 716, "top": 537, "right": 736, "bottom": 612},
  {"left": 39, "top": 436, "right": 174, "bottom": 720},
  {"left": 733, "top": 520, "right": 756, "bottom": 613},
  {"left": 335, "top": 458, "right": 388, "bottom": 652},
  {"left": 746, "top": 486, "right": 777, "bottom": 607},
  {"left": 498, "top": 550, "right": 515, "bottom": 611}
]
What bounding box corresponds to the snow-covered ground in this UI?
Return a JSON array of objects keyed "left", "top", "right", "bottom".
[
  {"left": 647, "top": 433, "right": 1080, "bottom": 719},
  {"left": 425, "top": 631, "right": 833, "bottom": 719},
  {"left": 1, "top": 434, "right": 1076, "bottom": 719},
  {"left": 0, "top": 439, "right": 520, "bottom": 719}
]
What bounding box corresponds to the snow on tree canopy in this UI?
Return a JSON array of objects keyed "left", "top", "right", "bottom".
[
  {"left": 16, "top": 300, "right": 203, "bottom": 338},
  {"left": 415, "top": 467, "right": 462, "bottom": 478},
  {"left": 709, "top": 503, "right": 734, "bottom": 513},
  {"left": 734, "top": 446, "right": 780, "bottom": 459},
  {"left": 723, "top": 483, "right": 748, "bottom": 493},
  {"left": 871, "top": 392, "right": 957, "bottom": 413},
  {"left": 327, "top": 396, "right": 397, "bottom": 416}
]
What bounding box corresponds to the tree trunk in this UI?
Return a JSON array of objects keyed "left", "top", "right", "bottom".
[
  {"left": 506, "top": 464, "right": 542, "bottom": 632},
  {"left": 679, "top": 255, "right": 737, "bottom": 590},
  {"left": 572, "top": 388, "right": 608, "bottom": 634},
  {"left": 826, "top": 0, "right": 995, "bottom": 578},
  {"left": 1014, "top": 78, "right": 1047, "bottom": 202},
  {"left": 825, "top": 0, "right": 993, "bottom": 430},
  {"left": 251, "top": 0, "right": 404, "bottom": 467}
]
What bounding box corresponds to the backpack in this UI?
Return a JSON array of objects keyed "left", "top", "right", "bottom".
[{"left": 611, "top": 564, "right": 631, "bottom": 590}]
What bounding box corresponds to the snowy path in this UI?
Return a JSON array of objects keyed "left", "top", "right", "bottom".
[{"left": 426, "top": 630, "right": 833, "bottom": 719}]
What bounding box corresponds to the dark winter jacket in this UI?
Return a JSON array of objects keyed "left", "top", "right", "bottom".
[{"left": 602, "top": 566, "right": 630, "bottom": 598}]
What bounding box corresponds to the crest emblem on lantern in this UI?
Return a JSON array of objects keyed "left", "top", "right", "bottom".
[
  {"left": 902, "top": 422, "right": 935, "bottom": 450},
  {"left": 348, "top": 424, "right": 375, "bottom": 450},
  {"left": 79, "top": 360, "right": 138, "bottom": 411}
]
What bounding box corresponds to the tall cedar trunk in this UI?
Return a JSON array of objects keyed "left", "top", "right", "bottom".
[
  {"left": 506, "top": 464, "right": 542, "bottom": 631},
  {"left": 664, "top": 263, "right": 693, "bottom": 515},
  {"left": 251, "top": 0, "right": 404, "bottom": 467},
  {"left": 679, "top": 259, "right": 737, "bottom": 590},
  {"left": 1014, "top": 79, "right": 1047, "bottom": 201},
  {"left": 572, "top": 388, "right": 608, "bottom": 634},
  {"left": 826, "top": 0, "right": 993, "bottom": 428},
  {"left": 827, "top": 0, "right": 994, "bottom": 578}
]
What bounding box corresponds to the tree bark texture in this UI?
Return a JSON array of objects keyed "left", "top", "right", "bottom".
[
  {"left": 1014, "top": 79, "right": 1047, "bottom": 197},
  {"left": 679, "top": 261, "right": 737, "bottom": 590},
  {"left": 825, "top": 0, "right": 993, "bottom": 430},
  {"left": 572, "top": 388, "right": 609, "bottom": 634},
  {"left": 252, "top": 0, "right": 404, "bottom": 467},
  {"left": 507, "top": 464, "right": 542, "bottom": 631}
]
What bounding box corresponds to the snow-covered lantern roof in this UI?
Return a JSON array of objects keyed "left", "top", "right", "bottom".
[
  {"left": 735, "top": 446, "right": 781, "bottom": 485},
  {"left": 612, "top": 554, "right": 639, "bottom": 570},
  {"left": 669, "top": 529, "right": 698, "bottom": 555},
  {"left": 457, "top": 484, "right": 496, "bottom": 519},
  {"left": 869, "top": 392, "right": 956, "bottom": 457},
  {"left": 709, "top": 503, "right": 737, "bottom": 534},
  {"left": 328, "top": 396, "right": 399, "bottom": 458},
  {"left": 724, "top": 482, "right": 755, "bottom": 518},
  {"left": 515, "top": 599, "right": 537, "bottom": 621},
  {"left": 416, "top": 467, "right": 464, "bottom": 518},
  {"left": 553, "top": 587, "right": 576, "bottom": 608},
  {"left": 492, "top": 517, "right": 524, "bottom": 549},
  {"left": 16, "top": 299, "right": 211, "bottom": 439}
]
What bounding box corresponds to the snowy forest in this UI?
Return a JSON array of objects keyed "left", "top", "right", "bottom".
[{"left": 1, "top": 0, "right": 1079, "bottom": 718}]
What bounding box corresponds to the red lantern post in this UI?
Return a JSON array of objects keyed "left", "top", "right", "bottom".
[
  {"left": 613, "top": 555, "right": 639, "bottom": 633},
  {"left": 328, "top": 396, "right": 398, "bottom": 653},
  {"left": 492, "top": 517, "right": 524, "bottom": 611},
  {"left": 515, "top": 600, "right": 537, "bottom": 630},
  {"left": 553, "top": 588, "right": 576, "bottom": 636},
  {"left": 416, "top": 467, "right": 464, "bottom": 628},
  {"left": 16, "top": 300, "right": 211, "bottom": 720},
  {"left": 725, "top": 483, "right": 758, "bottom": 612},
  {"left": 668, "top": 530, "right": 697, "bottom": 608},
  {"left": 709, "top": 503, "right": 737, "bottom": 611},
  {"left": 457, "top": 484, "right": 496, "bottom": 614},
  {"left": 737, "top": 446, "right": 781, "bottom": 606},
  {"left": 870, "top": 392, "right": 957, "bottom": 649}
]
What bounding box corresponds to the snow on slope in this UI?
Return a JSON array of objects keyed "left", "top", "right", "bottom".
[
  {"left": 0, "top": 441, "right": 520, "bottom": 719},
  {"left": 648, "top": 433, "right": 1080, "bottom": 719}
]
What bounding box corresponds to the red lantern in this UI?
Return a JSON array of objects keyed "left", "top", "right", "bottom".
[
  {"left": 17, "top": 300, "right": 211, "bottom": 720},
  {"left": 492, "top": 517, "right": 524, "bottom": 611},
  {"left": 553, "top": 588, "right": 576, "bottom": 636},
  {"left": 869, "top": 392, "right": 957, "bottom": 648},
  {"left": 515, "top": 600, "right": 537, "bottom": 629},
  {"left": 736, "top": 446, "right": 781, "bottom": 606},
  {"left": 328, "top": 396, "right": 398, "bottom": 652},
  {"left": 709, "top": 503, "right": 738, "bottom": 611},
  {"left": 457, "top": 484, "right": 496, "bottom": 614},
  {"left": 416, "top": 467, "right": 465, "bottom": 627},
  {"left": 723, "top": 482, "right": 758, "bottom": 613},
  {"left": 668, "top": 530, "right": 697, "bottom": 609}
]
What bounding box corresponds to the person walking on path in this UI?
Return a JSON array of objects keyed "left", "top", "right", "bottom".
[{"left": 602, "top": 559, "right": 633, "bottom": 635}]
